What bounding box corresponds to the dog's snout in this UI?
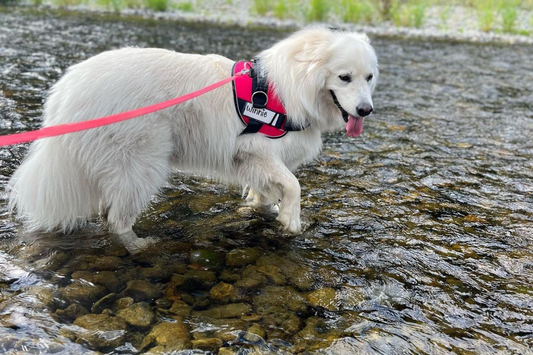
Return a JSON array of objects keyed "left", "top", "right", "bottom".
[{"left": 356, "top": 104, "right": 373, "bottom": 117}]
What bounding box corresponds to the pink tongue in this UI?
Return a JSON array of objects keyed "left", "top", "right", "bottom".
[{"left": 346, "top": 116, "right": 363, "bottom": 137}]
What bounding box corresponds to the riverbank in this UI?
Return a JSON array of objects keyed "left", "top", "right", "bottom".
[{"left": 12, "top": 0, "right": 533, "bottom": 44}]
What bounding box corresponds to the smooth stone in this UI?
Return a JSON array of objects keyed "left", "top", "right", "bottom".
[
  {"left": 219, "top": 270, "right": 241, "bottom": 282},
  {"left": 168, "top": 300, "right": 191, "bottom": 317},
  {"left": 191, "top": 337, "right": 223, "bottom": 351},
  {"left": 189, "top": 249, "right": 224, "bottom": 270},
  {"left": 121, "top": 280, "right": 162, "bottom": 302},
  {"left": 140, "top": 266, "right": 171, "bottom": 281},
  {"left": 257, "top": 265, "right": 287, "bottom": 285},
  {"left": 73, "top": 314, "right": 127, "bottom": 349},
  {"left": 287, "top": 266, "right": 315, "bottom": 291},
  {"left": 253, "top": 286, "right": 307, "bottom": 313},
  {"left": 307, "top": 288, "right": 339, "bottom": 311},
  {"left": 261, "top": 306, "right": 302, "bottom": 335},
  {"left": 60, "top": 282, "right": 106, "bottom": 308},
  {"left": 143, "top": 319, "right": 190, "bottom": 348},
  {"left": 193, "top": 303, "right": 252, "bottom": 319},
  {"left": 114, "top": 297, "right": 135, "bottom": 311},
  {"left": 55, "top": 303, "right": 88, "bottom": 321},
  {"left": 209, "top": 282, "right": 235, "bottom": 303},
  {"left": 75, "top": 255, "right": 125, "bottom": 271},
  {"left": 225, "top": 248, "right": 262, "bottom": 267},
  {"left": 71, "top": 270, "right": 121, "bottom": 293},
  {"left": 155, "top": 298, "right": 173, "bottom": 309},
  {"left": 116, "top": 302, "right": 156, "bottom": 327},
  {"left": 244, "top": 323, "right": 266, "bottom": 342}
]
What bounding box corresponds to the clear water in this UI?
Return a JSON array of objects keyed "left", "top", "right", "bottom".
[{"left": 1, "top": 6, "right": 533, "bottom": 355}]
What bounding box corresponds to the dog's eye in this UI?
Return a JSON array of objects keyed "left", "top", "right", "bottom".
[
  {"left": 366, "top": 74, "right": 374, "bottom": 82},
  {"left": 339, "top": 74, "right": 352, "bottom": 83}
]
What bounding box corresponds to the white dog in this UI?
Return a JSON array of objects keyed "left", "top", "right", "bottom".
[{"left": 8, "top": 27, "right": 378, "bottom": 242}]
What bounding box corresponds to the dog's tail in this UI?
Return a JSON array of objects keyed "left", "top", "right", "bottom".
[{"left": 7, "top": 138, "right": 98, "bottom": 233}]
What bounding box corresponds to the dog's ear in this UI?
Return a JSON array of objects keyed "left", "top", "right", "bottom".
[{"left": 293, "top": 31, "right": 332, "bottom": 63}]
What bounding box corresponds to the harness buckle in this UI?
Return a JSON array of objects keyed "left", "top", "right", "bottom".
[{"left": 251, "top": 91, "right": 268, "bottom": 109}]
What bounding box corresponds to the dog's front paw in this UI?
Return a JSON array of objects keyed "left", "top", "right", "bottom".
[{"left": 277, "top": 212, "right": 301, "bottom": 234}]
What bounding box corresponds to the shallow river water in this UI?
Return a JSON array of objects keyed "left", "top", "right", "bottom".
[{"left": 1, "top": 6, "right": 533, "bottom": 355}]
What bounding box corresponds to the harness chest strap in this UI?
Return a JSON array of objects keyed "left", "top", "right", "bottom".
[{"left": 232, "top": 60, "right": 308, "bottom": 139}]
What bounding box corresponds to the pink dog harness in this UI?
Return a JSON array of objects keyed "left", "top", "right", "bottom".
[{"left": 232, "top": 60, "right": 307, "bottom": 139}]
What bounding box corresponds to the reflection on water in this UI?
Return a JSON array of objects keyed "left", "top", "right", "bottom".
[{"left": 1, "top": 6, "right": 533, "bottom": 355}]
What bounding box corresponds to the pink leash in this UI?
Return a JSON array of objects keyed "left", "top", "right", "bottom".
[{"left": 0, "top": 70, "right": 247, "bottom": 147}]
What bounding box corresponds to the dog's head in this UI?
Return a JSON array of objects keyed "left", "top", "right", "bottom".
[{"left": 259, "top": 27, "right": 378, "bottom": 137}]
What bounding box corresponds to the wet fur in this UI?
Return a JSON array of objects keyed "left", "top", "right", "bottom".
[{"left": 8, "top": 27, "right": 378, "bottom": 238}]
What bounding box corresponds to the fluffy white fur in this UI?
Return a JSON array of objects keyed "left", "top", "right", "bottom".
[{"left": 8, "top": 27, "right": 378, "bottom": 240}]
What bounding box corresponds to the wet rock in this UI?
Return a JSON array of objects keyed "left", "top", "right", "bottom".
[
  {"left": 287, "top": 266, "right": 315, "bottom": 291},
  {"left": 142, "top": 319, "right": 190, "bottom": 348},
  {"left": 315, "top": 266, "right": 343, "bottom": 288},
  {"left": 219, "top": 270, "right": 241, "bottom": 283},
  {"left": 191, "top": 338, "right": 223, "bottom": 351},
  {"left": 209, "top": 282, "right": 235, "bottom": 303},
  {"left": 60, "top": 282, "right": 106, "bottom": 308},
  {"left": 155, "top": 298, "right": 173, "bottom": 309},
  {"left": 262, "top": 306, "right": 302, "bottom": 336},
  {"left": 168, "top": 300, "right": 191, "bottom": 317},
  {"left": 219, "top": 348, "right": 237, "bottom": 355},
  {"left": 166, "top": 270, "right": 217, "bottom": 293},
  {"left": 116, "top": 302, "right": 156, "bottom": 327},
  {"left": 120, "top": 280, "right": 162, "bottom": 302},
  {"left": 71, "top": 270, "right": 121, "bottom": 293},
  {"left": 225, "top": 248, "right": 262, "bottom": 267},
  {"left": 76, "top": 255, "right": 125, "bottom": 271},
  {"left": 55, "top": 303, "right": 88, "bottom": 321},
  {"left": 308, "top": 288, "right": 339, "bottom": 311},
  {"left": 43, "top": 251, "right": 69, "bottom": 272},
  {"left": 194, "top": 303, "right": 252, "bottom": 318},
  {"left": 73, "top": 314, "right": 127, "bottom": 349},
  {"left": 244, "top": 323, "right": 266, "bottom": 342},
  {"left": 257, "top": 265, "right": 287, "bottom": 285},
  {"left": 91, "top": 293, "right": 117, "bottom": 314},
  {"left": 114, "top": 297, "right": 135, "bottom": 311},
  {"left": 234, "top": 266, "right": 266, "bottom": 289},
  {"left": 192, "top": 318, "right": 248, "bottom": 342},
  {"left": 189, "top": 249, "right": 224, "bottom": 270},
  {"left": 253, "top": 286, "right": 307, "bottom": 313},
  {"left": 140, "top": 266, "right": 171, "bottom": 281}
]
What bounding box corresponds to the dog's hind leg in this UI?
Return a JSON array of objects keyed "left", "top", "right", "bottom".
[
  {"left": 235, "top": 153, "right": 301, "bottom": 234},
  {"left": 95, "top": 132, "right": 173, "bottom": 239}
]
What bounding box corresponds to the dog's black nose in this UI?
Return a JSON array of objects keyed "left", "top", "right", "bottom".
[{"left": 356, "top": 104, "right": 373, "bottom": 117}]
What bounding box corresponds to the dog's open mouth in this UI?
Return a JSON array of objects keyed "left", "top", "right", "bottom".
[{"left": 330, "top": 90, "right": 363, "bottom": 138}]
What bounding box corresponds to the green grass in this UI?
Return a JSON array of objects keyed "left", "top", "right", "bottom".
[
  {"left": 175, "top": 1, "right": 193, "bottom": 12},
  {"left": 390, "top": 0, "right": 427, "bottom": 28},
  {"left": 144, "top": 0, "right": 168, "bottom": 12},
  {"left": 499, "top": 4, "right": 518, "bottom": 33},
  {"left": 253, "top": 0, "right": 269, "bottom": 16},
  {"left": 340, "top": 0, "right": 376, "bottom": 24},
  {"left": 477, "top": 7, "right": 496, "bottom": 32},
  {"left": 306, "top": 0, "right": 330, "bottom": 22}
]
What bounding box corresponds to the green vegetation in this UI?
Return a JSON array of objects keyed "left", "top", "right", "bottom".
[
  {"left": 306, "top": 0, "right": 329, "bottom": 22},
  {"left": 144, "top": 0, "right": 167, "bottom": 11},
  {"left": 20, "top": 0, "right": 533, "bottom": 36},
  {"left": 253, "top": 0, "right": 269, "bottom": 16},
  {"left": 175, "top": 1, "right": 193, "bottom": 12},
  {"left": 339, "top": 0, "right": 376, "bottom": 24}
]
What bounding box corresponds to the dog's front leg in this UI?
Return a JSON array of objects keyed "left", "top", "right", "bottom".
[{"left": 235, "top": 153, "right": 301, "bottom": 234}]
